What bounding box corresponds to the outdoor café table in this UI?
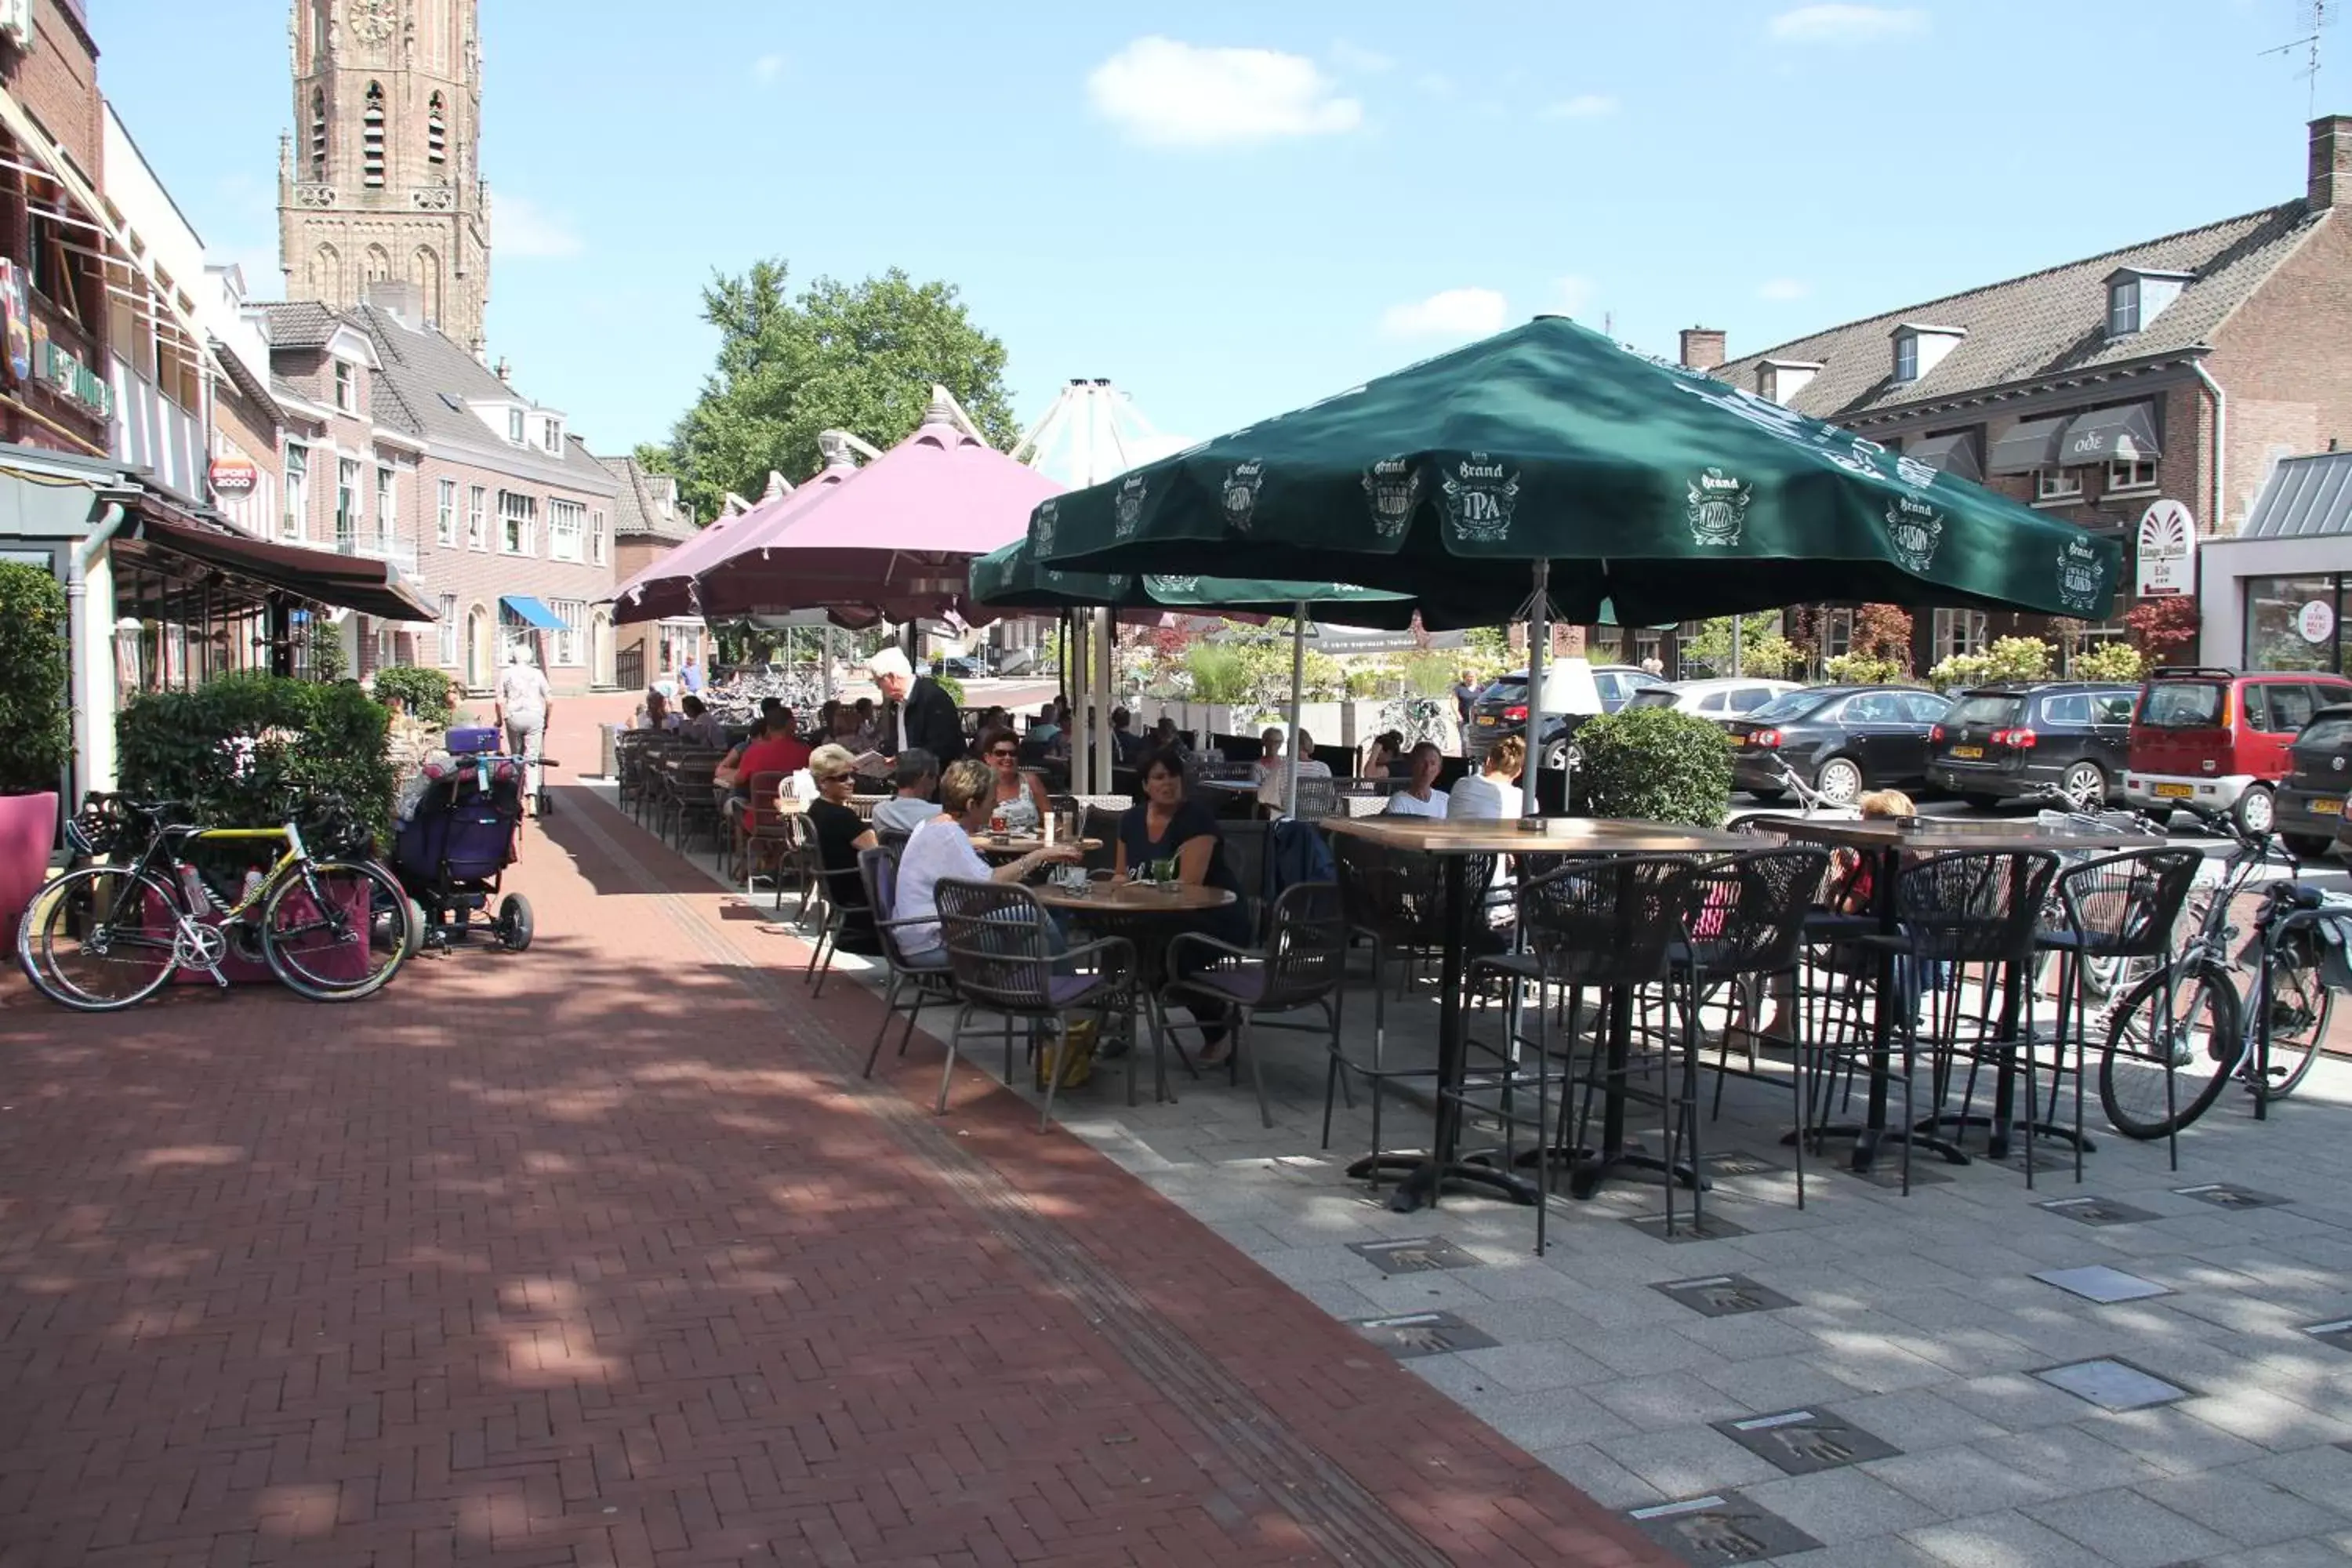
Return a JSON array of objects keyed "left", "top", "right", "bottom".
[
  {"left": 1318, "top": 815, "right": 1749, "bottom": 1212},
  {"left": 1773, "top": 815, "right": 2164, "bottom": 1171},
  {"left": 970, "top": 833, "right": 1103, "bottom": 859},
  {"left": 1032, "top": 879, "right": 1240, "bottom": 1105}
]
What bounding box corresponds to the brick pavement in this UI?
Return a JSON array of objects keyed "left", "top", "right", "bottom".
[{"left": 0, "top": 704, "right": 1669, "bottom": 1568}]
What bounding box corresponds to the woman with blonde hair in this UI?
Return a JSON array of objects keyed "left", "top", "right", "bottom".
[
  {"left": 805, "top": 744, "right": 880, "bottom": 953},
  {"left": 1448, "top": 735, "right": 1526, "bottom": 819}
]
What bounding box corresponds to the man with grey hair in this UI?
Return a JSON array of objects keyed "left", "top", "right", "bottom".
[{"left": 866, "top": 646, "right": 966, "bottom": 764}]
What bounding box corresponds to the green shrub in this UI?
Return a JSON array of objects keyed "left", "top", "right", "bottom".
[
  {"left": 1824, "top": 652, "right": 1907, "bottom": 685},
  {"left": 1929, "top": 635, "right": 2053, "bottom": 692},
  {"left": 117, "top": 673, "right": 394, "bottom": 840},
  {"left": 0, "top": 562, "right": 69, "bottom": 796},
  {"left": 1572, "top": 706, "right": 1733, "bottom": 827},
  {"left": 1184, "top": 643, "right": 1249, "bottom": 702},
  {"left": 931, "top": 670, "right": 965, "bottom": 707},
  {"left": 1344, "top": 667, "right": 1384, "bottom": 699},
  {"left": 2072, "top": 641, "right": 2146, "bottom": 682},
  {"left": 371, "top": 665, "right": 456, "bottom": 724}
]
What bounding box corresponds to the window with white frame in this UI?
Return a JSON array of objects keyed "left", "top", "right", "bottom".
[
  {"left": 2107, "top": 458, "right": 2158, "bottom": 492},
  {"left": 1893, "top": 335, "right": 1918, "bottom": 384},
  {"left": 506, "top": 407, "right": 524, "bottom": 444},
  {"left": 375, "top": 625, "right": 399, "bottom": 670},
  {"left": 590, "top": 508, "right": 607, "bottom": 565},
  {"left": 2034, "top": 467, "right": 2084, "bottom": 502},
  {"left": 283, "top": 444, "right": 309, "bottom": 541},
  {"left": 550, "top": 598, "right": 586, "bottom": 666},
  {"left": 1933, "top": 608, "right": 1988, "bottom": 662},
  {"left": 375, "top": 466, "right": 396, "bottom": 550},
  {"left": 336, "top": 459, "right": 360, "bottom": 546},
  {"left": 436, "top": 478, "right": 458, "bottom": 546},
  {"left": 541, "top": 418, "right": 561, "bottom": 454},
  {"left": 437, "top": 593, "right": 459, "bottom": 666},
  {"left": 549, "top": 498, "right": 585, "bottom": 561},
  {"left": 333, "top": 359, "right": 355, "bottom": 413},
  {"left": 498, "top": 489, "right": 537, "bottom": 555},
  {"left": 466, "top": 485, "right": 488, "bottom": 550},
  {"left": 2107, "top": 277, "right": 2140, "bottom": 339}
]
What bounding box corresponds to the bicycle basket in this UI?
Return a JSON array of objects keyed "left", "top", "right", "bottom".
[{"left": 67, "top": 798, "right": 127, "bottom": 856}]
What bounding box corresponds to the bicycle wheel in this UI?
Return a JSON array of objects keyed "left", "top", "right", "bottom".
[
  {"left": 261, "top": 859, "right": 412, "bottom": 1000},
  {"left": 2100, "top": 960, "right": 2241, "bottom": 1140},
  {"left": 15, "top": 866, "right": 181, "bottom": 1011},
  {"left": 2249, "top": 952, "right": 2332, "bottom": 1101}
]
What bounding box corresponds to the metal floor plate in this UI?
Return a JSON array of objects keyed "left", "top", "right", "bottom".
[
  {"left": 2033, "top": 1265, "right": 2173, "bottom": 1304},
  {"left": 1713, "top": 1406, "right": 1901, "bottom": 1475},
  {"left": 1627, "top": 1492, "right": 1824, "bottom": 1564},
  {"left": 1651, "top": 1273, "right": 1797, "bottom": 1318},
  {"left": 1348, "top": 1310, "right": 1500, "bottom": 1359},
  {"left": 1346, "top": 1236, "right": 1483, "bottom": 1275},
  {"left": 2037, "top": 1195, "right": 2160, "bottom": 1226},
  {"left": 1624, "top": 1212, "right": 1752, "bottom": 1243},
  {"left": 2175, "top": 1181, "right": 2289, "bottom": 1210},
  {"left": 2034, "top": 1357, "right": 2191, "bottom": 1410}
]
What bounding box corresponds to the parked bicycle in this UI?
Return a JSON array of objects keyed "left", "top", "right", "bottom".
[
  {"left": 1726, "top": 753, "right": 1864, "bottom": 833},
  {"left": 16, "top": 794, "right": 419, "bottom": 1011}
]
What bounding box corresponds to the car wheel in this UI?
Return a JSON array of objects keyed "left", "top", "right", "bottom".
[
  {"left": 2234, "top": 785, "right": 2276, "bottom": 837},
  {"left": 1815, "top": 756, "right": 1864, "bottom": 804},
  {"left": 1541, "top": 737, "right": 1573, "bottom": 773},
  {"left": 2060, "top": 761, "right": 2107, "bottom": 811},
  {"left": 2285, "top": 833, "right": 2333, "bottom": 859}
]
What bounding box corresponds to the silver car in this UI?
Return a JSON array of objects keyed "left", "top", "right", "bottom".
[{"left": 1624, "top": 677, "right": 1802, "bottom": 728}]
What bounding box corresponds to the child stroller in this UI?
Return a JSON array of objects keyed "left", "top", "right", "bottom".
[{"left": 392, "top": 728, "right": 534, "bottom": 951}]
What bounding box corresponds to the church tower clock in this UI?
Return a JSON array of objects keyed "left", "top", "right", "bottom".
[{"left": 278, "top": 0, "right": 492, "bottom": 354}]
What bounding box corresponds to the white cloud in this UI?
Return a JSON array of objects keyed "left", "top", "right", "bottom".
[
  {"left": 1769, "top": 5, "right": 1929, "bottom": 43},
  {"left": 1380, "top": 287, "right": 1508, "bottom": 340},
  {"left": 1758, "top": 278, "right": 1810, "bottom": 301},
  {"left": 1330, "top": 39, "right": 1394, "bottom": 74},
  {"left": 497, "top": 195, "right": 584, "bottom": 260},
  {"left": 1541, "top": 94, "right": 1619, "bottom": 119},
  {"left": 1554, "top": 275, "right": 1598, "bottom": 317},
  {"left": 751, "top": 53, "right": 786, "bottom": 85},
  {"left": 1086, "top": 37, "right": 1362, "bottom": 149}
]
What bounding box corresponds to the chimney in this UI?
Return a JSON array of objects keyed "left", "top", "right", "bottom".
[
  {"left": 2310, "top": 114, "right": 2352, "bottom": 210},
  {"left": 1679, "top": 326, "right": 1727, "bottom": 372},
  {"left": 494, "top": 357, "right": 511, "bottom": 383}
]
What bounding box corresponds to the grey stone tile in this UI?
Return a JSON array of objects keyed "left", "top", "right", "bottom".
[
  {"left": 1668, "top": 1310, "right": 1823, "bottom": 1362},
  {"left": 1812, "top": 1337, "right": 1958, "bottom": 1395},
  {"left": 1696, "top": 1354, "right": 1863, "bottom": 1413},
  {"left": 1577, "top": 1324, "right": 1736, "bottom": 1378},
  {"left": 1528, "top": 1441, "right": 1661, "bottom": 1510},
  {"left": 1596, "top": 1425, "right": 1788, "bottom": 1496},
  {"left": 2200, "top": 1540, "right": 2352, "bottom": 1567},
  {"left": 1971, "top": 1423, "right": 2172, "bottom": 1494},
  {"left": 1754, "top": 1537, "right": 1946, "bottom": 1568},
  {"left": 2025, "top": 1487, "right": 2236, "bottom": 1568},
  {"left": 1253, "top": 1243, "right": 1381, "bottom": 1285},
  {"left": 1468, "top": 1387, "right": 1639, "bottom": 1451},
  {"left": 2135, "top": 1466, "right": 2350, "bottom": 1547},
  {"left": 2234, "top": 1443, "right": 2352, "bottom": 1512},
  {"left": 1940, "top": 1370, "right": 2111, "bottom": 1431},
  {"left": 2176, "top": 1387, "right": 2352, "bottom": 1452},
  {"left": 1902, "top": 1508, "right": 2111, "bottom": 1568},
  {"left": 1445, "top": 1294, "right": 1610, "bottom": 1343},
  {"left": 2074, "top": 1404, "right": 2273, "bottom": 1477},
  {"left": 1351, "top": 1269, "right": 1498, "bottom": 1314},
  {"left": 1585, "top": 1370, "right": 1756, "bottom": 1431},
  {"left": 1740, "top": 1467, "right": 1941, "bottom": 1547},
  {"left": 1831, "top": 1388, "right": 2009, "bottom": 1454},
  {"left": 1865, "top": 1444, "right": 2067, "bottom": 1515},
  {"left": 1446, "top": 1337, "right": 1613, "bottom": 1393}
]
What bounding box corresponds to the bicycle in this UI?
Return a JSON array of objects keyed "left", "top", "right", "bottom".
[
  {"left": 1726, "top": 754, "right": 1863, "bottom": 834},
  {"left": 16, "top": 795, "right": 419, "bottom": 1011},
  {"left": 2092, "top": 800, "right": 2343, "bottom": 1138}
]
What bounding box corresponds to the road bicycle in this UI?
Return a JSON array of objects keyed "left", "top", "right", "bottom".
[
  {"left": 16, "top": 795, "right": 419, "bottom": 1011},
  {"left": 1725, "top": 754, "right": 1863, "bottom": 834}
]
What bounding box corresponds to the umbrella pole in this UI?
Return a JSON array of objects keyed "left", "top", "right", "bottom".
[
  {"left": 1523, "top": 560, "right": 1548, "bottom": 818},
  {"left": 1095, "top": 606, "right": 1116, "bottom": 791},
  {"left": 1285, "top": 603, "right": 1306, "bottom": 816},
  {"left": 1066, "top": 610, "right": 1087, "bottom": 794}
]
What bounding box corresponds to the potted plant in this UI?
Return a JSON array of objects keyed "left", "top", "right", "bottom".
[{"left": 0, "top": 562, "right": 71, "bottom": 946}]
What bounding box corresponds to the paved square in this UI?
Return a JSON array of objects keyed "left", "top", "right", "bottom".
[
  {"left": 2174, "top": 1181, "right": 2291, "bottom": 1209},
  {"left": 2037, "top": 1194, "right": 2163, "bottom": 1225},
  {"left": 1624, "top": 1210, "right": 1753, "bottom": 1243},
  {"left": 1349, "top": 1309, "right": 1501, "bottom": 1358},
  {"left": 1651, "top": 1273, "right": 1798, "bottom": 1317},
  {"left": 1347, "top": 1234, "right": 1483, "bottom": 1273},
  {"left": 2034, "top": 1359, "right": 2195, "bottom": 1411},
  {"left": 1711, "top": 1406, "right": 1902, "bottom": 1475},
  {"left": 1625, "top": 1492, "right": 1824, "bottom": 1563},
  {"left": 2034, "top": 1265, "right": 2174, "bottom": 1304}
]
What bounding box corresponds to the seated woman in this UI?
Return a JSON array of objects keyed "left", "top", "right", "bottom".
[
  {"left": 804, "top": 744, "right": 881, "bottom": 955},
  {"left": 1361, "top": 729, "right": 1405, "bottom": 781},
  {"left": 1446, "top": 735, "right": 1525, "bottom": 819},
  {"left": 1117, "top": 746, "right": 1253, "bottom": 1062},
  {"left": 1254, "top": 725, "right": 1334, "bottom": 809},
  {"left": 894, "top": 757, "right": 1082, "bottom": 960},
  {"left": 977, "top": 725, "right": 1052, "bottom": 833}
]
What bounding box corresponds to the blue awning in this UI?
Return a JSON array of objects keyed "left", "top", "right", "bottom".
[{"left": 500, "top": 594, "right": 564, "bottom": 630}]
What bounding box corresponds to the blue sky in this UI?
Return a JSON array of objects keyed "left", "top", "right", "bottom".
[{"left": 101, "top": 1, "right": 2327, "bottom": 462}]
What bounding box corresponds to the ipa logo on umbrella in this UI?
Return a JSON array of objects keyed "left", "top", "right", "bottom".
[
  {"left": 1687, "top": 467, "right": 1754, "bottom": 547},
  {"left": 1442, "top": 453, "right": 1520, "bottom": 543},
  {"left": 1112, "top": 475, "right": 1149, "bottom": 539},
  {"left": 1221, "top": 460, "right": 1265, "bottom": 532},
  {"left": 1885, "top": 495, "right": 1945, "bottom": 573},
  {"left": 1363, "top": 456, "right": 1422, "bottom": 539},
  {"left": 2057, "top": 536, "right": 2107, "bottom": 613}
]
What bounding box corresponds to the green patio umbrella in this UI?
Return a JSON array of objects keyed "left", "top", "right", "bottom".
[{"left": 1026, "top": 314, "right": 2122, "bottom": 627}]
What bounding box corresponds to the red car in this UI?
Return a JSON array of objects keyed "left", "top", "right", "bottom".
[{"left": 2124, "top": 666, "right": 2352, "bottom": 833}]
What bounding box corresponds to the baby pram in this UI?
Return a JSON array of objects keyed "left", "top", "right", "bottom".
[{"left": 392, "top": 728, "right": 534, "bottom": 951}]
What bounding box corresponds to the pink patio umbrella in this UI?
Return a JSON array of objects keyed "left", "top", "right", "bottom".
[
  {"left": 691, "top": 390, "right": 1060, "bottom": 626},
  {"left": 606, "top": 444, "right": 863, "bottom": 626}
]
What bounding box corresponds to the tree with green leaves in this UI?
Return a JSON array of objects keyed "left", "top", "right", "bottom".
[{"left": 640, "top": 260, "right": 1021, "bottom": 522}]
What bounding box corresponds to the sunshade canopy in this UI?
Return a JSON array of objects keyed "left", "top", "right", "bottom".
[
  {"left": 500, "top": 594, "right": 565, "bottom": 631},
  {"left": 608, "top": 448, "right": 862, "bottom": 626},
  {"left": 968, "top": 539, "right": 1422, "bottom": 628},
  {"left": 1029, "top": 315, "right": 2122, "bottom": 624},
  {"left": 132, "top": 514, "right": 437, "bottom": 622}
]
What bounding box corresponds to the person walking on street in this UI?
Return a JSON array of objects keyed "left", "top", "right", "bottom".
[
  {"left": 681, "top": 658, "right": 702, "bottom": 695},
  {"left": 494, "top": 648, "right": 554, "bottom": 816}
]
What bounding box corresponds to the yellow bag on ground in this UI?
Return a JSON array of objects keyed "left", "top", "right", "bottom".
[{"left": 1035, "top": 1018, "right": 1098, "bottom": 1091}]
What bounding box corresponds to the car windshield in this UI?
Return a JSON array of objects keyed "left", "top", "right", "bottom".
[
  {"left": 2140, "top": 682, "right": 2225, "bottom": 728},
  {"left": 1626, "top": 688, "right": 1678, "bottom": 709},
  {"left": 1747, "top": 689, "right": 1835, "bottom": 723},
  {"left": 2299, "top": 714, "right": 2352, "bottom": 750},
  {"left": 1949, "top": 695, "right": 2023, "bottom": 728},
  {"left": 1480, "top": 681, "right": 1526, "bottom": 705}
]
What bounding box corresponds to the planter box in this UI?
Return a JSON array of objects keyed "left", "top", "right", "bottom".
[{"left": 0, "top": 790, "right": 56, "bottom": 952}]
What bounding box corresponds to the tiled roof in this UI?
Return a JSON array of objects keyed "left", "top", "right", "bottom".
[
  {"left": 260, "top": 301, "right": 344, "bottom": 350},
  {"left": 595, "top": 452, "right": 698, "bottom": 541},
  {"left": 1711, "top": 201, "right": 2325, "bottom": 424}
]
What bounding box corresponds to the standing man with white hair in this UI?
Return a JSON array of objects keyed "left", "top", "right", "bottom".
[
  {"left": 866, "top": 646, "right": 967, "bottom": 765},
  {"left": 494, "top": 645, "right": 554, "bottom": 815}
]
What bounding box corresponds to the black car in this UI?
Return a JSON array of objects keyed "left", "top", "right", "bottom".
[
  {"left": 1727, "top": 684, "right": 1952, "bottom": 804},
  {"left": 2278, "top": 704, "right": 2352, "bottom": 858},
  {"left": 1925, "top": 681, "right": 2137, "bottom": 810},
  {"left": 1466, "top": 663, "right": 1666, "bottom": 768}
]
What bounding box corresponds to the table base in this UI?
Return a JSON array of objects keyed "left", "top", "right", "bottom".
[
  {"left": 1564, "top": 1146, "right": 1707, "bottom": 1201},
  {"left": 1347, "top": 1149, "right": 1541, "bottom": 1211},
  {"left": 1794, "top": 1122, "right": 1971, "bottom": 1173},
  {"left": 1914, "top": 1110, "right": 2095, "bottom": 1161}
]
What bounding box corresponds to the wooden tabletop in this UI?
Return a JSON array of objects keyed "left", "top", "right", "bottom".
[
  {"left": 972, "top": 835, "right": 1102, "bottom": 855},
  {"left": 1773, "top": 817, "right": 2168, "bottom": 854},
  {"left": 1033, "top": 880, "right": 1238, "bottom": 913},
  {"left": 1319, "top": 815, "right": 1752, "bottom": 855}
]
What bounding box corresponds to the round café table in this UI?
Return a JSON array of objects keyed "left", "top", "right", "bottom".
[
  {"left": 1033, "top": 879, "right": 1240, "bottom": 1107},
  {"left": 971, "top": 833, "right": 1102, "bottom": 860}
]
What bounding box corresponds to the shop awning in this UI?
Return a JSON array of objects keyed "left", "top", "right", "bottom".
[
  {"left": 500, "top": 594, "right": 565, "bottom": 630},
  {"left": 132, "top": 514, "right": 437, "bottom": 622},
  {"left": 1987, "top": 416, "right": 2067, "bottom": 475},
  {"left": 2059, "top": 401, "right": 2161, "bottom": 466},
  {"left": 1904, "top": 430, "right": 1983, "bottom": 484}
]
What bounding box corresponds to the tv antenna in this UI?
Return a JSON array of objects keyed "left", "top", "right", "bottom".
[{"left": 2263, "top": 0, "right": 2330, "bottom": 118}]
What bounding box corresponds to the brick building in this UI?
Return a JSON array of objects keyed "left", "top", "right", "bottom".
[
  {"left": 1694, "top": 113, "right": 2352, "bottom": 675},
  {"left": 0, "top": 0, "right": 111, "bottom": 459},
  {"left": 599, "top": 452, "right": 704, "bottom": 691}
]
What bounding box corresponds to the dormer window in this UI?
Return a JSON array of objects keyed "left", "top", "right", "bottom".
[
  {"left": 1755, "top": 358, "right": 1823, "bottom": 407},
  {"left": 541, "top": 417, "right": 561, "bottom": 453},
  {"left": 507, "top": 407, "right": 524, "bottom": 444},
  {"left": 1889, "top": 322, "right": 1965, "bottom": 386},
  {"left": 2104, "top": 267, "right": 2190, "bottom": 339}
]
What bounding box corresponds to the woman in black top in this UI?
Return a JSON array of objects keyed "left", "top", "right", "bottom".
[
  {"left": 1116, "top": 747, "right": 1252, "bottom": 1060},
  {"left": 806, "top": 744, "right": 880, "bottom": 954}
]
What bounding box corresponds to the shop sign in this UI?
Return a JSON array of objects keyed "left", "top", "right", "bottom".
[
  {"left": 209, "top": 457, "right": 258, "bottom": 495},
  {"left": 2299, "top": 600, "right": 2336, "bottom": 645},
  {"left": 2133, "top": 499, "right": 2196, "bottom": 598}
]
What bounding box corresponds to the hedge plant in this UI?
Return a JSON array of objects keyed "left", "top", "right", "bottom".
[
  {"left": 371, "top": 665, "right": 456, "bottom": 724},
  {"left": 117, "top": 673, "right": 394, "bottom": 838},
  {"left": 1573, "top": 706, "right": 1733, "bottom": 828},
  {"left": 0, "top": 562, "right": 70, "bottom": 796}
]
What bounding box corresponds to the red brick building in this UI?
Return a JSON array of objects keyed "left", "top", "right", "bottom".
[
  {"left": 1695, "top": 113, "right": 2352, "bottom": 674},
  {"left": 599, "top": 452, "right": 705, "bottom": 691}
]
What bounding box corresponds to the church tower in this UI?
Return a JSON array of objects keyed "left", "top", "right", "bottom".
[{"left": 278, "top": 0, "right": 492, "bottom": 354}]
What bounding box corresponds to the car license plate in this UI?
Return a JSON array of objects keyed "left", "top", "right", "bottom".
[
  {"left": 1950, "top": 745, "right": 1984, "bottom": 760},
  {"left": 2317, "top": 797, "right": 2344, "bottom": 816},
  {"left": 1476, "top": 716, "right": 1495, "bottom": 728},
  {"left": 2154, "top": 782, "right": 2194, "bottom": 800}
]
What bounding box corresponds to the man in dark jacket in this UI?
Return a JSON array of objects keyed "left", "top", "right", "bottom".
[{"left": 866, "top": 647, "right": 966, "bottom": 764}]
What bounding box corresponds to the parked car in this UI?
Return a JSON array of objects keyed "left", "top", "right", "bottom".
[
  {"left": 1625, "top": 677, "right": 1802, "bottom": 727},
  {"left": 2122, "top": 666, "right": 2352, "bottom": 833},
  {"left": 1925, "top": 681, "right": 2138, "bottom": 810},
  {"left": 2275, "top": 704, "right": 2352, "bottom": 858},
  {"left": 1727, "top": 684, "right": 1953, "bottom": 804},
  {"left": 1466, "top": 662, "right": 1665, "bottom": 769},
  {"left": 939, "top": 654, "right": 987, "bottom": 679}
]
